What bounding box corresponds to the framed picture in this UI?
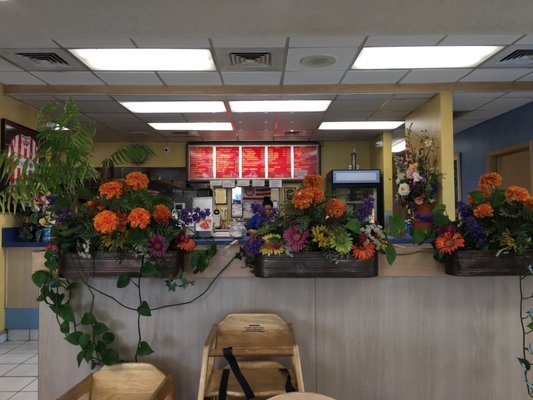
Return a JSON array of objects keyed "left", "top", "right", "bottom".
[
  {"left": 284, "top": 187, "right": 296, "bottom": 202},
  {"left": 1, "top": 119, "right": 38, "bottom": 181}
]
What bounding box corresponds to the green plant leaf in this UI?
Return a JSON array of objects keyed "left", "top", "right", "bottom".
[
  {"left": 388, "top": 215, "right": 405, "bottom": 236},
  {"left": 59, "top": 305, "right": 75, "bottom": 323},
  {"left": 32, "top": 270, "right": 51, "bottom": 286},
  {"left": 81, "top": 313, "right": 96, "bottom": 325},
  {"left": 116, "top": 273, "right": 131, "bottom": 288},
  {"left": 102, "top": 348, "right": 119, "bottom": 365},
  {"left": 206, "top": 243, "right": 217, "bottom": 259},
  {"left": 518, "top": 357, "right": 531, "bottom": 371},
  {"left": 65, "top": 331, "right": 83, "bottom": 345},
  {"left": 344, "top": 219, "right": 361, "bottom": 234},
  {"left": 412, "top": 228, "right": 427, "bottom": 245},
  {"left": 385, "top": 245, "right": 396, "bottom": 265},
  {"left": 79, "top": 333, "right": 91, "bottom": 348},
  {"left": 93, "top": 322, "right": 109, "bottom": 336},
  {"left": 136, "top": 341, "right": 154, "bottom": 357},
  {"left": 432, "top": 203, "right": 447, "bottom": 214},
  {"left": 491, "top": 190, "right": 506, "bottom": 207},
  {"left": 137, "top": 301, "right": 152, "bottom": 316},
  {"left": 102, "top": 332, "right": 115, "bottom": 345},
  {"left": 469, "top": 190, "right": 484, "bottom": 204},
  {"left": 191, "top": 251, "right": 209, "bottom": 273},
  {"left": 59, "top": 320, "right": 70, "bottom": 334},
  {"left": 140, "top": 261, "right": 158, "bottom": 276},
  {"left": 76, "top": 351, "right": 85, "bottom": 367}
]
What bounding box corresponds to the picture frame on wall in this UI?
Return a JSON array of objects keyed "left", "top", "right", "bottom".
[
  {"left": 1, "top": 119, "right": 38, "bottom": 182},
  {"left": 284, "top": 187, "right": 296, "bottom": 202}
]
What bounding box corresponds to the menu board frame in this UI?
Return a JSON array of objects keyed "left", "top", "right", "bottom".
[{"left": 186, "top": 142, "right": 321, "bottom": 181}]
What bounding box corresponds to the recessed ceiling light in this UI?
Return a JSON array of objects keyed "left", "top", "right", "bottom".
[
  {"left": 229, "top": 100, "right": 331, "bottom": 113},
  {"left": 120, "top": 101, "right": 226, "bottom": 113},
  {"left": 69, "top": 49, "right": 215, "bottom": 71},
  {"left": 392, "top": 140, "right": 406, "bottom": 153},
  {"left": 300, "top": 55, "right": 337, "bottom": 68},
  {"left": 149, "top": 122, "right": 233, "bottom": 131},
  {"left": 352, "top": 46, "right": 502, "bottom": 69},
  {"left": 319, "top": 121, "right": 404, "bottom": 130}
]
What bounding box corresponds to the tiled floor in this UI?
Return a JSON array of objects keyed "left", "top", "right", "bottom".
[{"left": 0, "top": 341, "right": 38, "bottom": 400}]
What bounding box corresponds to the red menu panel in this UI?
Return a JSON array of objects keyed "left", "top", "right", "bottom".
[
  {"left": 189, "top": 146, "right": 214, "bottom": 179},
  {"left": 267, "top": 146, "right": 292, "bottom": 178},
  {"left": 241, "top": 146, "right": 265, "bottom": 178},
  {"left": 215, "top": 146, "right": 240, "bottom": 178},
  {"left": 293, "top": 145, "right": 319, "bottom": 178}
]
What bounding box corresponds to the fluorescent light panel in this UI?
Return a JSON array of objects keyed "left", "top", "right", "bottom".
[
  {"left": 121, "top": 101, "right": 226, "bottom": 113},
  {"left": 392, "top": 140, "right": 406, "bottom": 153},
  {"left": 319, "top": 121, "right": 404, "bottom": 130},
  {"left": 149, "top": 122, "right": 233, "bottom": 131},
  {"left": 229, "top": 100, "right": 331, "bottom": 113},
  {"left": 69, "top": 49, "right": 215, "bottom": 71},
  {"left": 352, "top": 46, "right": 502, "bottom": 69}
]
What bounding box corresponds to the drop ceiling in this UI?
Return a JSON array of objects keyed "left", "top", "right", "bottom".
[{"left": 0, "top": 0, "right": 532, "bottom": 142}]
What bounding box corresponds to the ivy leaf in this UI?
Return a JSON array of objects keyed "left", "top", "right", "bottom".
[
  {"left": 116, "top": 273, "right": 131, "bottom": 288},
  {"left": 76, "top": 351, "right": 85, "bottom": 367},
  {"left": 140, "top": 261, "right": 158, "bottom": 276},
  {"left": 344, "top": 219, "right": 361, "bottom": 234},
  {"left": 102, "top": 332, "right": 115, "bottom": 345},
  {"left": 93, "top": 322, "right": 109, "bottom": 336},
  {"left": 65, "top": 331, "right": 83, "bottom": 345},
  {"left": 385, "top": 246, "right": 396, "bottom": 265},
  {"left": 59, "top": 320, "right": 71, "bottom": 334},
  {"left": 518, "top": 357, "right": 531, "bottom": 371},
  {"left": 388, "top": 215, "right": 405, "bottom": 237},
  {"left": 59, "top": 305, "right": 75, "bottom": 323},
  {"left": 137, "top": 301, "right": 152, "bottom": 316},
  {"left": 102, "top": 348, "right": 119, "bottom": 365},
  {"left": 206, "top": 243, "right": 217, "bottom": 259},
  {"left": 191, "top": 251, "right": 209, "bottom": 273},
  {"left": 136, "top": 341, "right": 154, "bottom": 357},
  {"left": 412, "top": 228, "right": 427, "bottom": 245},
  {"left": 32, "top": 270, "right": 52, "bottom": 287},
  {"left": 81, "top": 313, "right": 96, "bottom": 325},
  {"left": 79, "top": 333, "right": 91, "bottom": 349}
]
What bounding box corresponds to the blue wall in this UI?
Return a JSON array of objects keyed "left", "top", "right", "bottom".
[{"left": 454, "top": 101, "right": 533, "bottom": 199}]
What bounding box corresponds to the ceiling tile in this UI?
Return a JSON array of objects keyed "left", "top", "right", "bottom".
[
  {"left": 458, "top": 109, "right": 508, "bottom": 120},
  {"left": 74, "top": 100, "right": 129, "bottom": 113},
  {"left": 452, "top": 94, "right": 495, "bottom": 111},
  {"left": 233, "top": 113, "right": 277, "bottom": 122},
  {"left": 283, "top": 70, "right": 344, "bottom": 84},
  {"left": 380, "top": 98, "right": 429, "bottom": 112},
  {"left": 101, "top": 120, "right": 151, "bottom": 132},
  {"left": 0, "top": 58, "right": 21, "bottom": 72},
  {"left": 322, "top": 111, "right": 374, "bottom": 121},
  {"left": 289, "top": 36, "right": 365, "bottom": 48},
  {"left": 237, "top": 131, "right": 274, "bottom": 141},
  {"left": 273, "top": 134, "right": 311, "bottom": 141},
  {"left": 222, "top": 71, "right": 281, "bottom": 85},
  {"left": 393, "top": 93, "right": 436, "bottom": 99},
  {"left": 54, "top": 39, "right": 135, "bottom": 48},
  {"left": 400, "top": 69, "right": 471, "bottom": 83},
  {"left": 212, "top": 37, "right": 287, "bottom": 47},
  {"left": 54, "top": 95, "right": 113, "bottom": 101},
  {"left": 95, "top": 72, "right": 163, "bottom": 85},
  {"left": 328, "top": 98, "right": 387, "bottom": 112},
  {"left": 479, "top": 97, "right": 532, "bottom": 111},
  {"left": 199, "top": 131, "right": 238, "bottom": 141},
  {"left": 0, "top": 72, "right": 46, "bottom": 84},
  {"left": 439, "top": 34, "right": 522, "bottom": 45},
  {"left": 452, "top": 91, "right": 506, "bottom": 98},
  {"left": 277, "top": 112, "right": 323, "bottom": 122},
  {"left": 312, "top": 131, "right": 380, "bottom": 141},
  {"left": 342, "top": 70, "right": 407, "bottom": 84},
  {"left": 369, "top": 110, "right": 407, "bottom": 120},
  {"left": 502, "top": 91, "right": 533, "bottom": 98},
  {"left": 132, "top": 38, "right": 211, "bottom": 48},
  {"left": 277, "top": 120, "right": 319, "bottom": 130},
  {"left": 286, "top": 47, "right": 358, "bottom": 71},
  {"left": 0, "top": 39, "right": 59, "bottom": 48},
  {"left": 453, "top": 119, "right": 484, "bottom": 133},
  {"left": 336, "top": 93, "right": 393, "bottom": 101},
  {"left": 159, "top": 72, "right": 222, "bottom": 85},
  {"left": 31, "top": 71, "right": 104, "bottom": 85},
  {"left": 136, "top": 114, "right": 187, "bottom": 123},
  {"left": 515, "top": 35, "right": 533, "bottom": 45},
  {"left": 364, "top": 35, "right": 444, "bottom": 46},
  {"left": 518, "top": 72, "right": 533, "bottom": 81},
  {"left": 235, "top": 120, "right": 275, "bottom": 130},
  {"left": 86, "top": 112, "right": 142, "bottom": 123},
  {"left": 460, "top": 68, "right": 532, "bottom": 82},
  {"left": 113, "top": 94, "right": 224, "bottom": 101},
  {"left": 183, "top": 113, "right": 230, "bottom": 122}
]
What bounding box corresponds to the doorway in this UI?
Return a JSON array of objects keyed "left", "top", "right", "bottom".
[{"left": 486, "top": 141, "right": 533, "bottom": 192}]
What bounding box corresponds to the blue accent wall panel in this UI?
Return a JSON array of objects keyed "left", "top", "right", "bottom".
[
  {"left": 454, "top": 101, "right": 533, "bottom": 200},
  {"left": 5, "top": 308, "right": 39, "bottom": 329}
]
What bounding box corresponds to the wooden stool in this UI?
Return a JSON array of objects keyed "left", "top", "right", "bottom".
[
  {"left": 197, "top": 313, "right": 305, "bottom": 400},
  {"left": 57, "top": 362, "right": 175, "bottom": 400},
  {"left": 267, "top": 393, "right": 335, "bottom": 400}
]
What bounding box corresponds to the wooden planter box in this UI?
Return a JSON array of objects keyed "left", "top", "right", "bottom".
[
  {"left": 254, "top": 252, "right": 378, "bottom": 278},
  {"left": 445, "top": 250, "right": 533, "bottom": 277},
  {"left": 59, "top": 251, "right": 184, "bottom": 279}
]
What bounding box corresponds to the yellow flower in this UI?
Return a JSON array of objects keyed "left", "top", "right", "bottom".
[
  {"left": 259, "top": 234, "right": 285, "bottom": 256},
  {"left": 311, "top": 225, "right": 332, "bottom": 248}
]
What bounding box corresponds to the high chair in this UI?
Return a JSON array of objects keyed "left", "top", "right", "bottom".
[
  {"left": 57, "top": 362, "right": 175, "bottom": 400},
  {"left": 197, "top": 313, "right": 305, "bottom": 400}
]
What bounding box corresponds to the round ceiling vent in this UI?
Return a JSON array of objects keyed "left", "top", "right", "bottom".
[{"left": 299, "top": 55, "right": 337, "bottom": 68}]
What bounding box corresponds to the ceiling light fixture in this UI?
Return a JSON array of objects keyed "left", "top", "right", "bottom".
[
  {"left": 299, "top": 55, "right": 337, "bottom": 68},
  {"left": 120, "top": 101, "right": 226, "bottom": 113},
  {"left": 392, "top": 140, "right": 406, "bottom": 153},
  {"left": 319, "top": 121, "right": 404, "bottom": 130},
  {"left": 69, "top": 49, "right": 215, "bottom": 71},
  {"left": 149, "top": 122, "right": 233, "bottom": 131},
  {"left": 352, "top": 46, "right": 502, "bottom": 69},
  {"left": 229, "top": 100, "right": 331, "bottom": 113}
]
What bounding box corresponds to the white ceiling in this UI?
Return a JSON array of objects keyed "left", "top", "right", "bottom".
[{"left": 0, "top": 0, "right": 533, "bottom": 142}]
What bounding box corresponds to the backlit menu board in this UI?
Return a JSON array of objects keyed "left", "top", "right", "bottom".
[
  {"left": 187, "top": 143, "right": 319, "bottom": 180},
  {"left": 294, "top": 145, "right": 319, "bottom": 178},
  {"left": 242, "top": 146, "right": 265, "bottom": 178},
  {"left": 189, "top": 146, "right": 213, "bottom": 180},
  {"left": 267, "top": 146, "right": 292, "bottom": 178},
  {"left": 215, "top": 146, "right": 240, "bottom": 178}
]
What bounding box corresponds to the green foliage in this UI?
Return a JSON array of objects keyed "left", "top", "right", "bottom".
[{"left": 105, "top": 143, "right": 156, "bottom": 166}]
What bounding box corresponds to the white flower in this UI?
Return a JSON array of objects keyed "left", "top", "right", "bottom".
[
  {"left": 412, "top": 171, "right": 422, "bottom": 183},
  {"left": 398, "top": 183, "right": 410, "bottom": 196},
  {"left": 424, "top": 138, "right": 433, "bottom": 148},
  {"left": 395, "top": 172, "right": 406, "bottom": 185}
]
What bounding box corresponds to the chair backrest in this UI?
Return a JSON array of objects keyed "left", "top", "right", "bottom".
[
  {"left": 267, "top": 392, "right": 335, "bottom": 400},
  {"left": 210, "top": 313, "right": 296, "bottom": 357}
]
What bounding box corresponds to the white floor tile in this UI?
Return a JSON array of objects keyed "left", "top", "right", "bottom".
[
  {"left": 4, "top": 364, "right": 37, "bottom": 377},
  {"left": 10, "top": 343, "right": 37, "bottom": 353},
  {"left": 29, "top": 331, "right": 38, "bottom": 342},
  {"left": 0, "top": 364, "right": 18, "bottom": 375},
  {"left": 21, "top": 378, "right": 37, "bottom": 392},
  {"left": 0, "top": 377, "right": 35, "bottom": 391},
  {"left": 0, "top": 393, "right": 16, "bottom": 400},
  {"left": 22, "top": 355, "right": 37, "bottom": 365},
  {"left": 9, "top": 392, "right": 37, "bottom": 400},
  {"left": 6, "top": 331, "right": 29, "bottom": 342},
  {"left": 0, "top": 342, "right": 25, "bottom": 352},
  {"left": 0, "top": 354, "right": 33, "bottom": 364}
]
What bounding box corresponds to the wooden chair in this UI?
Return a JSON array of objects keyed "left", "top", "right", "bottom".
[
  {"left": 197, "top": 313, "right": 305, "bottom": 400},
  {"left": 267, "top": 393, "right": 335, "bottom": 400},
  {"left": 57, "top": 362, "right": 175, "bottom": 400}
]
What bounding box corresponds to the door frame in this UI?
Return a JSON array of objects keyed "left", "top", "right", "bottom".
[{"left": 486, "top": 140, "right": 533, "bottom": 191}]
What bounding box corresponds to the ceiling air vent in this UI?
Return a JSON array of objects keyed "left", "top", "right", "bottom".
[
  {"left": 499, "top": 49, "right": 533, "bottom": 64},
  {"left": 0, "top": 48, "right": 85, "bottom": 70},
  {"left": 282, "top": 130, "right": 306, "bottom": 136},
  {"left": 230, "top": 52, "right": 272, "bottom": 68},
  {"left": 16, "top": 52, "right": 69, "bottom": 67}
]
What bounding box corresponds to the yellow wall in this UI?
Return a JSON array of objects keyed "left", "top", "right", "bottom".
[
  {"left": 405, "top": 92, "right": 455, "bottom": 217},
  {"left": 320, "top": 141, "right": 371, "bottom": 175},
  {"left": 91, "top": 142, "right": 187, "bottom": 168},
  {"left": 370, "top": 132, "right": 393, "bottom": 217}
]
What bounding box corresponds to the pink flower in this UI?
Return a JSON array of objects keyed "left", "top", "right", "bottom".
[
  {"left": 406, "top": 168, "right": 415, "bottom": 179},
  {"left": 147, "top": 234, "right": 169, "bottom": 257},
  {"left": 45, "top": 243, "right": 59, "bottom": 253},
  {"left": 283, "top": 225, "right": 309, "bottom": 253},
  {"left": 414, "top": 195, "right": 425, "bottom": 205}
]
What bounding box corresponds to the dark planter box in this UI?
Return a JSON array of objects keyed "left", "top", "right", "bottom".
[
  {"left": 445, "top": 250, "right": 533, "bottom": 277},
  {"left": 59, "top": 251, "right": 184, "bottom": 279},
  {"left": 254, "top": 252, "right": 378, "bottom": 278}
]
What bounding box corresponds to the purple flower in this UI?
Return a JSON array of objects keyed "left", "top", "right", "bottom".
[
  {"left": 456, "top": 202, "right": 473, "bottom": 219},
  {"left": 283, "top": 226, "right": 309, "bottom": 252},
  {"left": 243, "top": 236, "right": 265, "bottom": 256},
  {"left": 463, "top": 216, "right": 487, "bottom": 244},
  {"left": 357, "top": 197, "right": 375, "bottom": 222},
  {"left": 147, "top": 234, "right": 169, "bottom": 257}
]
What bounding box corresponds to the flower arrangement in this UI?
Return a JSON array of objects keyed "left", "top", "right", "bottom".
[
  {"left": 431, "top": 172, "right": 533, "bottom": 259},
  {"left": 240, "top": 175, "right": 400, "bottom": 266},
  {"left": 18, "top": 194, "right": 56, "bottom": 241},
  {"left": 394, "top": 128, "right": 441, "bottom": 219}
]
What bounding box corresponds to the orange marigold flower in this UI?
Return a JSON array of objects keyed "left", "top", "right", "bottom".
[
  {"left": 303, "top": 175, "right": 324, "bottom": 189},
  {"left": 93, "top": 210, "right": 119, "bottom": 234},
  {"left": 153, "top": 204, "right": 172, "bottom": 224},
  {"left": 116, "top": 211, "right": 129, "bottom": 229},
  {"left": 98, "top": 181, "right": 123, "bottom": 199},
  {"left": 473, "top": 203, "right": 494, "bottom": 219},
  {"left": 292, "top": 188, "right": 314, "bottom": 210},
  {"left": 435, "top": 232, "right": 465, "bottom": 255},
  {"left": 177, "top": 237, "right": 196, "bottom": 252},
  {"left": 478, "top": 172, "right": 503, "bottom": 190},
  {"left": 351, "top": 241, "right": 375, "bottom": 260},
  {"left": 128, "top": 208, "right": 151, "bottom": 229},
  {"left": 125, "top": 172, "right": 149, "bottom": 190},
  {"left": 325, "top": 198, "right": 347, "bottom": 218},
  {"left": 85, "top": 200, "right": 96, "bottom": 209},
  {"left": 309, "top": 186, "right": 325, "bottom": 203},
  {"left": 506, "top": 185, "right": 529, "bottom": 202},
  {"left": 524, "top": 197, "right": 533, "bottom": 208}
]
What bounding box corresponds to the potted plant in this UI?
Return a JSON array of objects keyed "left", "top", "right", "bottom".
[
  {"left": 429, "top": 172, "right": 533, "bottom": 276},
  {"left": 238, "top": 175, "right": 403, "bottom": 277}
]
